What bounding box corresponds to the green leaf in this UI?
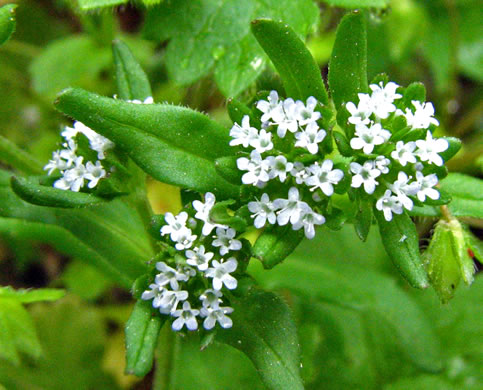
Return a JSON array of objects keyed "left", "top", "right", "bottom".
[
  {"left": 227, "top": 97, "right": 254, "bottom": 125},
  {"left": 78, "top": 0, "right": 129, "bottom": 10},
  {"left": 252, "top": 224, "right": 305, "bottom": 269},
  {"left": 11, "top": 176, "right": 112, "bottom": 208},
  {"left": 323, "top": 0, "right": 389, "bottom": 7},
  {"left": 62, "top": 260, "right": 112, "bottom": 300},
  {"left": 333, "top": 131, "right": 352, "bottom": 157},
  {"left": 0, "top": 286, "right": 65, "bottom": 303},
  {"left": 217, "top": 288, "right": 304, "bottom": 390},
  {"left": 375, "top": 211, "right": 429, "bottom": 289},
  {"left": 329, "top": 11, "right": 368, "bottom": 110},
  {"left": 439, "top": 137, "right": 462, "bottom": 163},
  {"left": 125, "top": 300, "right": 165, "bottom": 377},
  {"left": 0, "top": 4, "right": 17, "bottom": 47},
  {"left": 112, "top": 40, "right": 152, "bottom": 102},
  {"left": 251, "top": 19, "right": 328, "bottom": 104},
  {"left": 55, "top": 88, "right": 240, "bottom": 198},
  {"left": 354, "top": 197, "right": 373, "bottom": 241},
  {"left": 0, "top": 135, "right": 43, "bottom": 175},
  {"left": 29, "top": 35, "right": 111, "bottom": 98}
]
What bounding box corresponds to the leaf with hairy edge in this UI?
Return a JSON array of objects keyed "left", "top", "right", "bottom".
[
  {"left": 329, "top": 11, "right": 368, "bottom": 111},
  {"left": 217, "top": 288, "right": 304, "bottom": 390},
  {"left": 251, "top": 19, "right": 328, "bottom": 104},
  {"left": 0, "top": 4, "right": 17, "bottom": 47},
  {"left": 55, "top": 88, "right": 240, "bottom": 198}
]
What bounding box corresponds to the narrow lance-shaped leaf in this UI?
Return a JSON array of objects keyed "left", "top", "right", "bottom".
[
  {"left": 11, "top": 176, "right": 112, "bottom": 209},
  {"left": 329, "top": 11, "right": 368, "bottom": 110},
  {"left": 112, "top": 40, "right": 152, "bottom": 102},
  {"left": 55, "top": 88, "right": 240, "bottom": 199},
  {"left": 375, "top": 211, "right": 429, "bottom": 289},
  {"left": 0, "top": 4, "right": 17, "bottom": 47},
  {"left": 125, "top": 300, "right": 165, "bottom": 377},
  {"left": 217, "top": 288, "right": 304, "bottom": 390},
  {"left": 251, "top": 19, "right": 328, "bottom": 104}
]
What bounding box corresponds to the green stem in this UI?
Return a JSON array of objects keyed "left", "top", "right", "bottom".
[{"left": 153, "top": 326, "right": 177, "bottom": 390}]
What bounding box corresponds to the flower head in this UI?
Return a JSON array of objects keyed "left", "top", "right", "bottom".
[
  {"left": 212, "top": 227, "right": 242, "bottom": 256},
  {"left": 229, "top": 115, "right": 258, "bottom": 148},
  {"left": 294, "top": 122, "right": 326, "bottom": 154},
  {"left": 205, "top": 259, "right": 238, "bottom": 291},
  {"left": 171, "top": 301, "right": 200, "bottom": 331},
  {"left": 185, "top": 245, "right": 214, "bottom": 271},
  {"left": 248, "top": 193, "right": 277, "bottom": 228},
  {"left": 305, "top": 160, "right": 344, "bottom": 196},
  {"left": 350, "top": 161, "right": 381, "bottom": 195},
  {"left": 414, "top": 131, "right": 448, "bottom": 166}
]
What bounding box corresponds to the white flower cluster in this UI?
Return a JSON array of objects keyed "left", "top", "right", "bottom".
[
  {"left": 142, "top": 193, "right": 240, "bottom": 331},
  {"left": 230, "top": 91, "right": 342, "bottom": 239},
  {"left": 346, "top": 82, "right": 448, "bottom": 221},
  {"left": 44, "top": 121, "right": 114, "bottom": 192}
]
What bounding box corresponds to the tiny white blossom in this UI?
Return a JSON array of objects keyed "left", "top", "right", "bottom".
[
  {"left": 59, "top": 146, "right": 78, "bottom": 168},
  {"left": 160, "top": 211, "right": 189, "bottom": 241},
  {"left": 374, "top": 155, "right": 391, "bottom": 174},
  {"left": 415, "top": 171, "right": 440, "bottom": 202},
  {"left": 248, "top": 193, "right": 277, "bottom": 229},
  {"left": 212, "top": 227, "right": 242, "bottom": 256},
  {"left": 256, "top": 90, "right": 282, "bottom": 124},
  {"left": 141, "top": 283, "right": 166, "bottom": 308},
  {"left": 205, "top": 258, "right": 238, "bottom": 291},
  {"left": 273, "top": 187, "right": 311, "bottom": 226},
  {"left": 61, "top": 125, "right": 79, "bottom": 141},
  {"left": 73, "top": 121, "right": 114, "bottom": 160},
  {"left": 84, "top": 161, "right": 106, "bottom": 188},
  {"left": 290, "top": 162, "right": 309, "bottom": 184},
  {"left": 193, "top": 192, "right": 226, "bottom": 236},
  {"left": 171, "top": 301, "right": 199, "bottom": 331},
  {"left": 54, "top": 157, "right": 86, "bottom": 192},
  {"left": 294, "top": 122, "right": 327, "bottom": 154},
  {"left": 236, "top": 150, "right": 270, "bottom": 187},
  {"left": 347, "top": 93, "right": 373, "bottom": 126},
  {"left": 250, "top": 128, "right": 273, "bottom": 153},
  {"left": 295, "top": 96, "right": 321, "bottom": 126},
  {"left": 266, "top": 155, "right": 294, "bottom": 183},
  {"left": 200, "top": 305, "right": 234, "bottom": 330},
  {"left": 350, "top": 161, "right": 381, "bottom": 195},
  {"left": 389, "top": 171, "right": 420, "bottom": 210},
  {"left": 376, "top": 189, "right": 404, "bottom": 221},
  {"left": 128, "top": 96, "right": 154, "bottom": 104},
  {"left": 173, "top": 227, "right": 197, "bottom": 251},
  {"left": 185, "top": 245, "right": 214, "bottom": 271},
  {"left": 391, "top": 141, "right": 417, "bottom": 166},
  {"left": 272, "top": 98, "right": 299, "bottom": 138},
  {"left": 414, "top": 131, "right": 449, "bottom": 166},
  {"left": 369, "top": 81, "right": 402, "bottom": 119},
  {"left": 292, "top": 209, "right": 325, "bottom": 239},
  {"left": 404, "top": 101, "right": 439, "bottom": 129},
  {"left": 158, "top": 289, "right": 189, "bottom": 314},
  {"left": 350, "top": 123, "right": 391, "bottom": 154},
  {"left": 200, "top": 288, "right": 223, "bottom": 309},
  {"left": 44, "top": 150, "right": 69, "bottom": 175},
  {"left": 229, "top": 115, "right": 259, "bottom": 148},
  {"left": 305, "top": 160, "right": 344, "bottom": 196},
  {"left": 155, "top": 262, "right": 189, "bottom": 290}
]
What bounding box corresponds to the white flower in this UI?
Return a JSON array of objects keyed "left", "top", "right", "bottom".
[
  {"left": 346, "top": 93, "right": 373, "bottom": 126},
  {"left": 389, "top": 171, "right": 420, "bottom": 210},
  {"left": 157, "top": 289, "right": 189, "bottom": 314},
  {"left": 200, "top": 288, "right": 223, "bottom": 309},
  {"left": 200, "top": 305, "right": 234, "bottom": 330},
  {"left": 155, "top": 262, "right": 189, "bottom": 290},
  {"left": 369, "top": 81, "right": 402, "bottom": 119},
  {"left": 173, "top": 227, "right": 197, "bottom": 251},
  {"left": 84, "top": 161, "right": 106, "bottom": 188},
  {"left": 272, "top": 98, "right": 299, "bottom": 138},
  {"left": 229, "top": 115, "right": 259, "bottom": 148},
  {"left": 404, "top": 101, "right": 439, "bottom": 129},
  {"left": 292, "top": 209, "right": 325, "bottom": 239},
  {"left": 415, "top": 172, "right": 440, "bottom": 202},
  {"left": 160, "top": 211, "right": 189, "bottom": 241},
  {"left": 266, "top": 155, "right": 294, "bottom": 183},
  {"left": 376, "top": 189, "right": 404, "bottom": 221},
  {"left": 290, "top": 162, "right": 309, "bottom": 184},
  {"left": 181, "top": 266, "right": 196, "bottom": 278},
  {"left": 256, "top": 90, "right": 282, "bottom": 124},
  {"left": 294, "top": 122, "right": 326, "bottom": 154},
  {"left": 59, "top": 146, "right": 78, "bottom": 168},
  {"left": 374, "top": 156, "right": 391, "bottom": 174},
  {"left": 350, "top": 161, "right": 381, "bottom": 194},
  {"left": 61, "top": 125, "right": 79, "bottom": 141},
  {"left": 250, "top": 128, "right": 273, "bottom": 153},
  {"left": 44, "top": 150, "right": 69, "bottom": 175},
  {"left": 205, "top": 258, "right": 238, "bottom": 291},
  {"left": 414, "top": 131, "right": 448, "bottom": 166},
  {"left": 273, "top": 187, "right": 310, "bottom": 226},
  {"left": 295, "top": 96, "right": 321, "bottom": 126},
  {"left": 305, "top": 160, "right": 344, "bottom": 196},
  {"left": 350, "top": 123, "right": 391, "bottom": 154},
  {"left": 212, "top": 227, "right": 242, "bottom": 256},
  {"left": 128, "top": 96, "right": 154, "bottom": 104},
  {"left": 54, "top": 157, "right": 86, "bottom": 192},
  {"left": 171, "top": 301, "right": 199, "bottom": 331},
  {"left": 391, "top": 141, "right": 417, "bottom": 166},
  {"left": 236, "top": 150, "right": 270, "bottom": 187},
  {"left": 248, "top": 193, "right": 277, "bottom": 228},
  {"left": 185, "top": 245, "right": 214, "bottom": 271},
  {"left": 141, "top": 283, "right": 166, "bottom": 308},
  {"left": 193, "top": 192, "right": 226, "bottom": 236},
  {"left": 73, "top": 121, "right": 114, "bottom": 160}
]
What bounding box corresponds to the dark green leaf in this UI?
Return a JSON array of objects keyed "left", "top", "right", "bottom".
[
  {"left": 439, "top": 137, "right": 462, "bottom": 163},
  {"left": 214, "top": 156, "right": 244, "bottom": 186},
  {"left": 227, "top": 97, "right": 254, "bottom": 125},
  {"left": 55, "top": 88, "right": 240, "bottom": 198},
  {"left": 125, "top": 300, "right": 165, "bottom": 377},
  {"left": 217, "top": 288, "right": 304, "bottom": 390},
  {"left": 354, "top": 197, "right": 373, "bottom": 241},
  {"left": 209, "top": 200, "right": 248, "bottom": 232},
  {"left": 251, "top": 19, "right": 328, "bottom": 104},
  {"left": 402, "top": 82, "right": 426, "bottom": 105},
  {"left": 375, "top": 211, "right": 429, "bottom": 289},
  {"left": 112, "top": 40, "right": 152, "bottom": 102},
  {"left": 329, "top": 11, "right": 368, "bottom": 110},
  {"left": 0, "top": 135, "right": 43, "bottom": 175},
  {"left": 11, "top": 176, "right": 111, "bottom": 208},
  {"left": 0, "top": 4, "right": 17, "bottom": 47},
  {"left": 252, "top": 224, "right": 305, "bottom": 269},
  {"left": 333, "top": 131, "right": 352, "bottom": 157}
]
